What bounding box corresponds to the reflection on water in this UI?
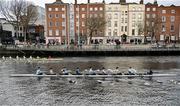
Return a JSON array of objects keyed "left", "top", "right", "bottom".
[{"left": 0, "top": 56, "right": 180, "bottom": 105}]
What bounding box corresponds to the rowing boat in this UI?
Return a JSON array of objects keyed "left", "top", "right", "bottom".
[{"left": 10, "top": 74, "right": 178, "bottom": 78}]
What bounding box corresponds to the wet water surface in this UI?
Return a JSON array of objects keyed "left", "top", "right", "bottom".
[{"left": 0, "top": 56, "right": 180, "bottom": 106}]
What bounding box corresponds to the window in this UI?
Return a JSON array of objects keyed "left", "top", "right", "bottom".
[
  {"left": 76, "top": 7, "right": 79, "bottom": 11},
  {"left": 171, "top": 10, "right": 175, "bottom": 14},
  {"left": 170, "top": 16, "right": 175, "bottom": 22},
  {"left": 162, "top": 16, "right": 166, "bottom": 22},
  {"left": 152, "top": 8, "right": 156, "bottom": 11},
  {"left": 152, "top": 22, "right": 154, "bottom": 26},
  {"left": 162, "top": 23, "right": 166, "bottom": 32},
  {"left": 125, "top": 11, "right": 128, "bottom": 15},
  {"left": 171, "top": 24, "right": 174, "bottom": 31},
  {"left": 49, "top": 30, "right": 52, "bottom": 36},
  {"left": 99, "top": 14, "right": 103, "bottom": 17},
  {"left": 162, "top": 10, "right": 166, "bottom": 14},
  {"left": 55, "top": 14, "right": 59, "bottom": 18},
  {"left": 62, "top": 22, "right": 65, "bottom": 26},
  {"left": 114, "top": 13, "right": 118, "bottom": 19},
  {"left": 122, "top": 11, "right": 124, "bottom": 16},
  {"left": 146, "top": 14, "right": 150, "bottom": 18},
  {"left": 55, "top": 22, "right": 60, "bottom": 27},
  {"left": 133, "top": 13, "right": 136, "bottom": 19},
  {"left": 121, "top": 26, "right": 124, "bottom": 31},
  {"left": 82, "top": 21, "right": 85, "bottom": 26},
  {"left": 132, "top": 29, "right": 135, "bottom": 35},
  {"left": 138, "top": 14, "right": 142, "bottom": 19},
  {"left": 132, "top": 22, "right": 135, "bottom": 27},
  {"left": 82, "top": 14, "right": 85, "bottom": 18},
  {"left": 114, "top": 21, "right": 118, "bottom": 27},
  {"left": 133, "top": 7, "right": 136, "bottom": 11},
  {"left": 138, "top": 7, "right": 141, "bottom": 11},
  {"left": 108, "top": 7, "right": 111, "bottom": 10},
  {"left": 121, "top": 18, "right": 124, "bottom": 23},
  {"left": 49, "top": 14, "right": 53, "bottom": 18},
  {"left": 55, "top": 30, "right": 59, "bottom": 36},
  {"left": 146, "top": 8, "right": 150, "bottom": 11},
  {"left": 152, "top": 14, "right": 156, "bottom": 18},
  {"left": 114, "top": 29, "right": 117, "bottom": 36},
  {"left": 108, "top": 21, "right": 111, "bottom": 27},
  {"left": 76, "top": 14, "right": 79, "bottom": 18},
  {"left": 81, "top": 8, "right": 85, "bottom": 11},
  {"left": 62, "top": 8, "right": 65, "bottom": 11},
  {"left": 125, "top": 18, "right": 127, "bottom": 23},
  {"left": 90, "top": 8, "right": 93, "bottom": 11},
  {"left": 94, "top": 7, "right": 98, "bottom": 11},
  {"left": 62, "top": 30, "right": 66, "bottom": 36},
  {"left": 99, "top": 7, "right": 103, "bottom": 11},
  {"left": 48, "top": 8, "right": 52, "bottom": 11},
  {"left": 76, "top": 22, "right": 79, "bottom": 26},
  {"left": 62, "top": 14, "right": 65, "bottom": 18},
  {"left": 89, "top": 14, "right": 93, "bottom": 18},
  {"left": 94, "top": 14, "right": 98, "bottom": 17},
  {"left": 125, "top": 26, "right": 127, "bottom": 32},
  {"left": 108, "top": 29, "right": 111, "bottom": 36},
  {"left": 55, "top": 8, "right": 58, "bottom": 11},
  {"left": 146, "top": 21, "right": 149, "bottom": 26},
  {"left": 49, "top": 22, "right": 53, "bottom": 27}
]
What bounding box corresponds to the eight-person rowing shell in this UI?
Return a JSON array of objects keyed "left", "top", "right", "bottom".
[{"left": 35, "top": 66, "right": 154, "bottom": 76}]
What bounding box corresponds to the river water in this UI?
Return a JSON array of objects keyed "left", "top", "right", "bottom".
[{"left": 0, "top": 56, "right": 180, "bottom": 106}]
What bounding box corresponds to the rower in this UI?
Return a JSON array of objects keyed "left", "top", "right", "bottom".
[
  {"left": 62, "top": 67, "right": 68, "bottom": 75},
  {"left": 101, "top": 67, "right": 107, "bottom": 75},
  {"left": 128, "top": 67, "right": 137, "bottom": 75},
  {"left": 49, "top": 68, "right": 55, "bottom": 75},
  {"left": 75, "top": 67, "right": 81, "bottom": 75},
  {"left": 147, "top": 68, "right": 153, "bottom": 75},
  {"left": 89, "top": 67, "right": 96, "bottom": 75},
  {"left": 113, "top": 67, "right": 119, "bottom": 75},
  {"left": 36, "top": 67, "right": 43, "bottom": 75}
]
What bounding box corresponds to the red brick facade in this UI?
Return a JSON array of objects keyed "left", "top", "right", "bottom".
[{"left": 145, "top": 3, "right": 180, "bottom": 43}]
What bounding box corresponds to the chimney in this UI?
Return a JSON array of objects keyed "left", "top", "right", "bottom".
[
  {"left": 75, "top": 0, "right": 77, "bottom": 4},
  {"left": 119, "top": 0, "right": 126, "bottom": 4},
  {"left": 102, "top": 0, "right": 105, "bottom": 3},
  {"left": 154, "top": 0, "right": 158, "bottom": 5},
  {"left": 140, "top": 0, "right": 143, "bottom": 4},
  {"left": 88, "top": 0, "right": 90, "bottom": 3}
]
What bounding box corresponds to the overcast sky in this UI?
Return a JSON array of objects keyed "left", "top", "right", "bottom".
[
  {"left": 27, "top": 0, "right": 180, "bottom": 7},
  {"left": 1, "top": 0, "right": 179, "bottom": 18}
]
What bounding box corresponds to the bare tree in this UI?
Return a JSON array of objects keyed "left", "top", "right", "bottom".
[
  {"left": 136, "top": 22, "right": 144, "bottom": 36},
  {"left": 85, "top": 15, "right": 106, "bottom": 44},
  {"left": 0, "top": 0, "right": 26, "bottom": 38},
  {"left": 21, "top": 3, "right": 38, "bottom": 42},
  {"left": 0, "top": 0, "right": 38, "bottom": 43},
  {"left": 144, "top": 17, "right": 162, "bottom": 43}
]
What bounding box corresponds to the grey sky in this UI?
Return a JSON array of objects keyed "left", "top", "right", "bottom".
[{"left": 28, "top": 0, "right": 180, "bottom": 7}]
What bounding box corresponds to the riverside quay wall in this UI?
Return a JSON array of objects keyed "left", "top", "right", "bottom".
[{"left": 0, "top": 45, "right": 180, "bottom": 57}]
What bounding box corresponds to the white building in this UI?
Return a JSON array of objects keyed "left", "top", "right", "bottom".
[
  {"left": 128, "top": 3, "right": 145, "bottom": 44},
  {"left": 105, "top": 1, "right": 145, "bottom": 44},
  {"left": 0, "top": 18, "right": 15, "bottom": 37}
]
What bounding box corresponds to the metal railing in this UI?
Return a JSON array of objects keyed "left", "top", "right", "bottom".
[{"left": 2, "top": 44, "right": 180, "bottom": 52}]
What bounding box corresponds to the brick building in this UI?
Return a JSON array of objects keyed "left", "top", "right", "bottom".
[
  {"left": 45, "top": 0, "right": 105, "bottom": 45},
  {"left": 145, "top": 0, "right": 180, "bottom": 43},
  {"left": 158, "top": 5, "right": 180, "bottom": 43},
  {"left": 144, "top": 0, "right": 158, "bottom": 43},
  {"left": 45, "top": 0, "right": 69, "bottom": 45},
  {"left": 74, "top": 1, "right": 105, "bottom": 44}
]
